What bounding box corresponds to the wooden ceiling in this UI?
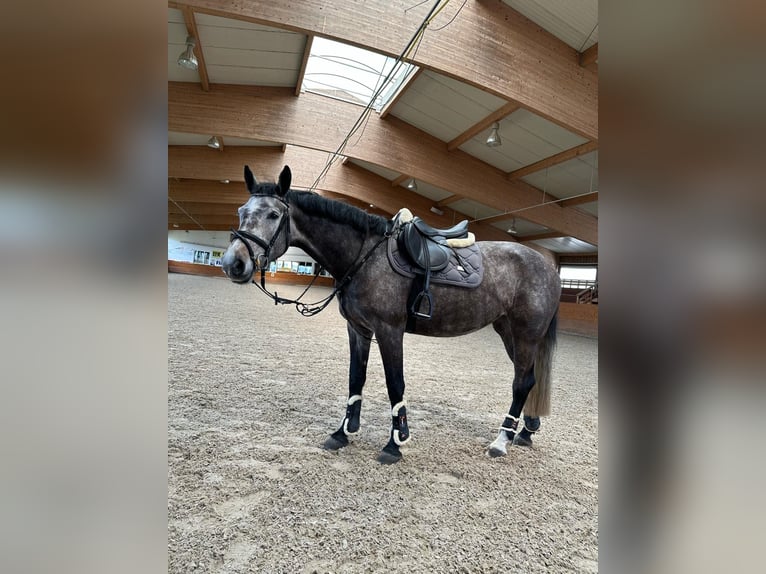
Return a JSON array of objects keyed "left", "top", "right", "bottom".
[{"left": 168, "top": 0, "right": 598, "bottom": 257}]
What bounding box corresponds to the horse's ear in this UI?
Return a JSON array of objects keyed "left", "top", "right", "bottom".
[
  {"left": 277, "top": 166, "right": 291, "bottom": 197},
  {"left": 244, "top": 165, "right": 256, "bottom": 193}
]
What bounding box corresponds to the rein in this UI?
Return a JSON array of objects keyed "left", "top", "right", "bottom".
[{"left": 230, "top": 195, "right": 389, "bottom": 317}]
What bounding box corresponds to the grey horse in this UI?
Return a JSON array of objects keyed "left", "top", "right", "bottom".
[{"left": 222, "top": 166, "right": 560, "bottom": 464}]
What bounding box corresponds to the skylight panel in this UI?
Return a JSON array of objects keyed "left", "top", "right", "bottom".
[{"left": 301, "top": 37, "right": 417, "bottom": 110}]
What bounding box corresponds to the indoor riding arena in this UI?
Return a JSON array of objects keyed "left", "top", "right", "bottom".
[{"left": 168, "top": 1, "right": 598, "bottom": 572}]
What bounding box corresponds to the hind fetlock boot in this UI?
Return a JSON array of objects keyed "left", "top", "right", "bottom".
[{"left": 514, "top": 415, "right": 541, "bottom": 447}]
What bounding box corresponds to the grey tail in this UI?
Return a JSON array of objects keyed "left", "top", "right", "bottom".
[{"left": 525, "top": 312, "right": 558, "bottom": 417}]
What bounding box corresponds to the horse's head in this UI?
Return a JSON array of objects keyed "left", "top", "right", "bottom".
[{"left": 221, "top": 165, "right": 292, "bottom": 283}]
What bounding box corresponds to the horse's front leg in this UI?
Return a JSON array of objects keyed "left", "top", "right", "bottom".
[
  {"left": 375, "top": 325, "right": 410, "bottom": 464},
  {"left": 323, "top": 322, "right": 372, "bottom": 451}
]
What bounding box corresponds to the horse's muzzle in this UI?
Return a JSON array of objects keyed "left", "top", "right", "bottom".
[{"left": 221, "top": 249, "right": 253, "bottom": 283}]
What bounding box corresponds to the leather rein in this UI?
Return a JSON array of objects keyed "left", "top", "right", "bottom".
[{"left": 229, "top": 194, "right": 389, "bottom": 317}]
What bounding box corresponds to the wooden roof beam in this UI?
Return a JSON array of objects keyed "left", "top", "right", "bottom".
[
  {"left": 390, "top": 174, "right": 410, "bottom": 187},
  {"left": 508, "top": 141, "right": 599, "bottom": 180},
  {"left": 436, "top": 195, "right": 466, "bottom": 207},
  {"left": 560, "top": 191, "right": 598, "bottom": 208},
  {"left": 579, "top": 43, "right": 598, "bottom": 73},
  {"left": 446, "top": 102, "right": 520, "bottom": 151},
  {"left": 294, "top": 35, "right": 313, "bottom": 96},
  {"left": 168, "top": 145, "right": 512, "bottom": 242},
  {"left": 181, "top": 7, "right": 210, "bottom": 91},
  {"left": 471, "top": 212, "right": 517, "bottom": 226},
  {"left": 168, "top": 85, "right": 597, "bottom": 244}
]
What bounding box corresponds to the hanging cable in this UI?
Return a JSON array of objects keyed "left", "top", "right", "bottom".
[
  {"left": 169, "top": 197, "right": 207, "bottom": 231},
  {"left": 468, "top": 190, "right": 600, "bottom": 224},
  {"left": 430, "top": 0, "right": 467, "bottom": 32}
]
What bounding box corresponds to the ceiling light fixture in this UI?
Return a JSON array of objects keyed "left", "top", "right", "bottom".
[
  {"left": 177, "top": 36, "right": 198, "bottom": 70},
  {"left": 507, "top": 218, "right": 518, "bottom": 235},
  {"left": 430, "top": 206, "right": 444, "bottom": 216},
  {"left": 220, "top": 179, "right": 230, "bottom": 184},
  {"left": 486, "top": 122, "right": 502, "bottom": 147},
  {"left": 207, "top": 136, "right": 222, "bottom": 149},
  {"left": 406, "top": 178, "right": 418, "bottom": 191}
]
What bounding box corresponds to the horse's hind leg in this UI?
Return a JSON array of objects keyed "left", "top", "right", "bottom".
[
  {"left": 488, "top": 318, "right": 539, "bottom": 457},
  {"left": 323, "top": 322, "right": 372, "bottom": 451}
]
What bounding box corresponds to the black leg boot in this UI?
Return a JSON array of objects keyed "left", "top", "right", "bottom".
[
  {"left": 323, "top": 395, "right": 362, "bottom": 450},
  {"left": 378, "top": 401, "right": 410, "bottom": 464},
  {"left": 514, "top": 415, "right": 541, "bottom": 447}
]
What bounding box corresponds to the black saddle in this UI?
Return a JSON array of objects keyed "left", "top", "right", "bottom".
[{"left": 398, "top": 217, "right": 470, "bottom": 320}]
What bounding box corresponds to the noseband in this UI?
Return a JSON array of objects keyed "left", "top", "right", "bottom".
[{"left": 229, "top": 195, "right": 290, "bottom": 272}]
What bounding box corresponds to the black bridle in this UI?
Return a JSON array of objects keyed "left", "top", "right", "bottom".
[
  {"left": 229, "top": 195, "right": 291, "bottom": 273},
  {"left": 229, "top": 194, "right": 389, "bottom": 317}
]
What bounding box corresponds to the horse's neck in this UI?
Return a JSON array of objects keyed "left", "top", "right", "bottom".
[{"left": 290, "top": 208, "right": 375, "bottom": 279}]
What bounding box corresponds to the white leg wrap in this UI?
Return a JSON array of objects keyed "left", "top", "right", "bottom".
[
  {"left": 342, "top": 417, "right": 359, "bottom": 436},
  {"left": 347, "top": 394, "right": 362, "bottom": 405},
  {"left": 393, "top": 428, "right": 411, "bottom": 446},
  {"left": 391, "top": 400, "right": 407, "bottom": 416}
]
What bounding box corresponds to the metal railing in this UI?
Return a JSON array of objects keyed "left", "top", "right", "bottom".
[
  {"left": 560, "top": 280, "right": 598, "bottom": 304},
  {"left": 561, "top": 279, "right": 597, "bottom": 290}
]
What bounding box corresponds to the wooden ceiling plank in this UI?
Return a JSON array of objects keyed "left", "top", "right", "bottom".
[
  {"left": 507, "top": 140, "right": 599, "bottom": 180},
  {"left": 181, "top": 7, "right": 210, "bottom": 91},
  {"left": 170, "top": 0, "right": 598, "bottom": 139},
  {"left": 446, "top": 102, "right": 520, "bottom": 151}
]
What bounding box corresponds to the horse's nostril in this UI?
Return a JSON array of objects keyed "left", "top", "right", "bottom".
[{"left": 231, "top": 259, "right": 245, "bottom": 276}]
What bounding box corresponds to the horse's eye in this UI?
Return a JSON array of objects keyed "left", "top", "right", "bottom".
[{"left": 267, "top": 211, "right": 280, "bottom": 220}]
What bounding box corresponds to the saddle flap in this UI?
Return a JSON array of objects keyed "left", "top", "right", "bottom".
[{"left": 400, "top": 223, "right": 450, "bottom": 271}]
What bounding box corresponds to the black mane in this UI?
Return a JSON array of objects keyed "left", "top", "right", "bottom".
[{"left": 285, "top": 190, "right": 389, "bottom": 235}]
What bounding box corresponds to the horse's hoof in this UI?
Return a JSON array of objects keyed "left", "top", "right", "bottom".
[
  {"left": 377, "top": 450, "right": 402, "bottom": 464},
  {"left": 487, "top": 446, "right": 507, "bottom": 458},
  {"left": 322, "top": 433, "right": 348, "bottom": 451},
  {"left": 514, "top": 435, "right": 533, "bottom": 448}
]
